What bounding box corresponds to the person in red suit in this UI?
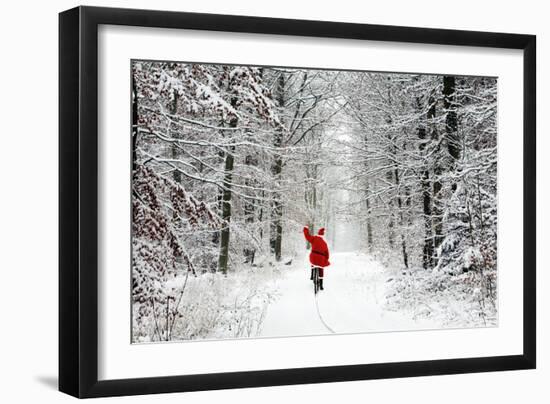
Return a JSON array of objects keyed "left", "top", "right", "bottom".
[{"left": 303, "top": 226, "right": 330, "bottom": 290}]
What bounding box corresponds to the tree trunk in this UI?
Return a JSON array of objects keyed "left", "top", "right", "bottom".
[
  {"left": 385, "top": 80, "right": 395, "bottom": 250},
  {"left": 431, "top": 77, "right": 459, "bottom": 257},
  {"left": 243, "top": 154, "right": 257, "bottom": 264},
  {"left": 170, "top": 90, "right": 181, "bottom": 184},
  {"left": 217, "top": 145, "right": 235, "bottom": 274},
  {"left": 270, "top": 154, "right": 283, "bottom": 261},
  {"left": 443, "top": 76, "right": 459, "bottom": 161},
  {"left": 427, "top": 90, "right": 444, "bottom": 256},
  {"left": 212, "top": 147, "right": 225, "bottom": 245},
  {"left": 394, "top": 167, "right": 409, "bottom": 269},
  {"left": 362, "top": 130, "right": 373, "bottom": 250},
  {"left": 386, "top": 169, "right": 395, "bottom": 249},
  {"left": 365, "top": 180, "right": 373, "bottom": 249},
  {"left": 304, "top": 157, "right": 318, "bottom": 249},
  {"left": 421, "top": 168, "right": 433, "bottom": 269},
  {"left": 217, "top": 94, "right": 239, "bottom": 274},
  {"left": 418, "top": 94, "right": 435, "bottom": 269},
  {"left": 270, "top": 73, "right": 285, "bottom": 261},
  {"left": 131, "top": 78, "right": 139, "bottom": 172},
  {"left": 432, "top": 169, "right": 444, "bottom": 253}
]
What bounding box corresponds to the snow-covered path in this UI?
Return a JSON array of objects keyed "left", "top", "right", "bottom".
[{"left": 259, "top": 252, "right": 435, "bottom": 338}]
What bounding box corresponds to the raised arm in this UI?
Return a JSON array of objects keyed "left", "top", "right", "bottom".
[{"left": 303, "top": 226, "right": 314, "bottom": 243}]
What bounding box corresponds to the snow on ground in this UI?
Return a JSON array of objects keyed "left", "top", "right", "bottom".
[
  {"left": 385, "top": 268, "right": 497, "bottom": 328},
  {"left": 259, "top": 252, "right": 437, "bottom": 338},
  {"left": 138, "top": 250, "right": 490, "bottom": 343},
  {"left": 137, "top": 265, "right": 281, "bottom": 342}
]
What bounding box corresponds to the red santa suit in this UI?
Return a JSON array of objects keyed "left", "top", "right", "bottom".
[{"left": 303, "top": 227, "right": 330, "bottom": 278}]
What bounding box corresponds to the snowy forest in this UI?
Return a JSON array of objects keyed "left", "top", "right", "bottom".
[{"left": 131, "top": 60, "right": 498, "bottom": 343}]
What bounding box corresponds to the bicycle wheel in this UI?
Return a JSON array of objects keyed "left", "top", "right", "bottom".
[{"left": 313, "top": 267, "right": 319, "bottom": 294}]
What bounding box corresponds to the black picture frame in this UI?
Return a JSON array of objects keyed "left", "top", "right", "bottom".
[{"left": 59, "top": 5, "right": 536, "bottom": 398}]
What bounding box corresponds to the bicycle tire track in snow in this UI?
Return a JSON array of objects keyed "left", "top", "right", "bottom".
[
  {"left": 258, "top": 252, "right": 436, "bottom": 338},
  {"left": 314, "top": 294, "right": 336, "bottom": 334}
]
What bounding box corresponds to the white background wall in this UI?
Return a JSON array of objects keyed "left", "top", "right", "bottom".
[{"left": 0, "top": 0, "right": 546, "bottom": 402}]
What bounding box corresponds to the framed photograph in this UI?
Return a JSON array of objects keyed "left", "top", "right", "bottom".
[{"left": 59, "top": 6, "right": 536, "bottom": 398}]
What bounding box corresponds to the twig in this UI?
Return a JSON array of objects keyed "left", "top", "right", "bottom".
[
  {"left": 151, "top": 298, "right": 162, "bottom": 342},
  {"left": 168, "top": 270, "right": 191, "bottom": 336}
]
